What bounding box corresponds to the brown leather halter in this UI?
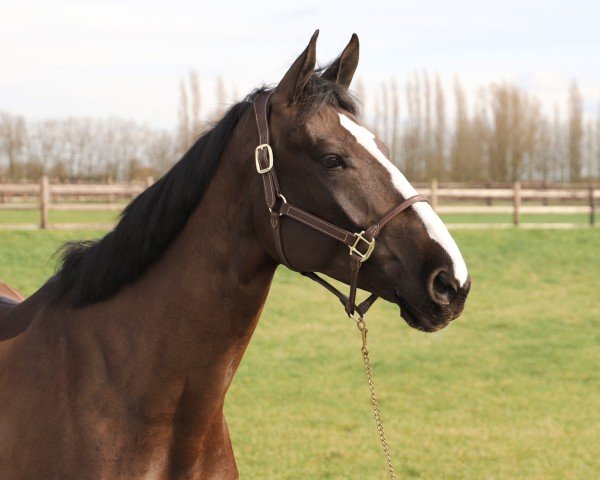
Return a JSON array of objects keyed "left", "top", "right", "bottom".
[{"left": 253, "top": 91, "right": 428, "bottom": 317}]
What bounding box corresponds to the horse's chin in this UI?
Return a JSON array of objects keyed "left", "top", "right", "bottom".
[{"left": 395, "top": 296, "right": 450, "bottom": 333}]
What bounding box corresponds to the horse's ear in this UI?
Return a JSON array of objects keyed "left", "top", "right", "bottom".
[
  {"left": 321, "top": 33, "right": 359, "bottom": 87},
  {"left": 273, "top": 30, "right": 319, "bottom": 105}
]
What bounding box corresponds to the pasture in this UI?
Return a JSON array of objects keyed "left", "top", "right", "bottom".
[
  {"left": 0, "top": 227, "right": 598, "bottom": 479},
  {"left": 0, "top": 208, "right": 595, "bottom": 229}
]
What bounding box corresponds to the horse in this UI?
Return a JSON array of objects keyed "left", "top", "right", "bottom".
[{"left": 0, "top": 31, "right": 470, "bottom": 479}]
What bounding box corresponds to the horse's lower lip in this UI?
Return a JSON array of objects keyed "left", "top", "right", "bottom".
[
  {"left": 396, "top": 296, "right": 448, "bottom": 333},
  {"left": 400, "top": 307, "right": 436, "bottom": 332}
]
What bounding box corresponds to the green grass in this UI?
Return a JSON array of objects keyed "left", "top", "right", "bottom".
[
  {"left": 1, "top": 209, "right": 595, "bottom": 226},
  {"left": 0, "top": 230, "right": 105, "bottom": 293},
  {"left": 0, "top": 209, "right": 118, "bottom": 225},
  {"left": 0, "top": 229, "right": 598, "bottom": 479},
  {"left": 440, "top": 213, "right": 594, "bottom": 224}
]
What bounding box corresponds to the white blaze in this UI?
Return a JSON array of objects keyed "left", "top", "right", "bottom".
[{"left": 338, "top": 113, "right": 469, "bottom": 287}]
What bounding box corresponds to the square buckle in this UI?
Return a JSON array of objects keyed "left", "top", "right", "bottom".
[
  {"left": 255, "top": 144, "right": 274, "bottom": 174},
  {"left": 349, "top": 231, "right": 375, "bottom": 263}
]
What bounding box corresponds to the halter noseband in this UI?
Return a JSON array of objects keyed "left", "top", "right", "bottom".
[{"left": 253, "top": 91, "right": 428, "bottom": 317}]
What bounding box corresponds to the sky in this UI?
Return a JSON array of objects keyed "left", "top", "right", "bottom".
[{"left": 1, "top": 0, "right": 599, "bottom": 129}]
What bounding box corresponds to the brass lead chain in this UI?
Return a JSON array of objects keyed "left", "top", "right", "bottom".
[{"left": 356, "top": 318, "right": 398, "bottom": 480}]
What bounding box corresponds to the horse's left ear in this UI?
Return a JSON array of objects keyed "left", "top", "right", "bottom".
[
  {"left": 273, "top": 30, "right": 319, "bottom": 106},
  {"left": 321, "top": 33, "right": 359, "bottom": 87}
]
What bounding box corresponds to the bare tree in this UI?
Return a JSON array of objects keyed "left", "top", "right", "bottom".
[
  {"left": 422, "top": 70, "right": 433, "bottom": 178},
  {"left": 532, "top": 117, "right": 552, "bottom": 183},
  {"left": 470, "top": 91, "right": 489, "bottom": 181},
  {"left": 551, "top": 105, "right": 564, "bottom": 182},
  {"left": 390, "top": 78, "right": 400, "bottom": 163},
  {"left": 213, "top": 77, "right": 227, "bottom": 120},
  {"left": 568, "top": 80, "right": 583, "bottom": 182},
  {"left": 0, "top": 112, "right": 27, "bottom": 179},
  {"left": 381, "top": 82, "right": 390, "bottom": 146},
  {"left": 583, "top": 119, "right": 596, "bottom": 180},
  {"left": 178, "top": 79, "right": 191, "bottom": 151},
  {"left": 189, "top": 70, "right": 202, "bottom": 136},
  {"left": 401, "top": 74, "right": 421, "bottom": 178},
  {"left": 433, "top": 75, "right": 446, "bottom": 180},
  {"left": 354, "top": 78, "right": 367, "bottom": 116},
  {"left": 450, "top": 78, "right": 471, "bottom": 181},
  {"left": 487, "top": 84, "right": 510, "bottom": 181},
  {"left": 596, "top": 102, "right": 600, "bottom": 179},
  {"left": 370, "top": 85, "right": 380, "bottom": 139}
]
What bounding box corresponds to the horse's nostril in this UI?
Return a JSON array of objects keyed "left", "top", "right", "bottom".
[{"left": 428, "top": 269, "right": 458, "bottom": 305}]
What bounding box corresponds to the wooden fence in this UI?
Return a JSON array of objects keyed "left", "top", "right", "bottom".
[
  {"left": 0, "top": 177, "right": 152, "bottom": 230},
  {"left": 0, "top": 177, "right": 597, "bottom": 230},
  {"left": 425, "top": 179, "right": 597, "bottom": 228}
]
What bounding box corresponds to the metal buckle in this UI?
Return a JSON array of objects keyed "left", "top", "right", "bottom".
[
  {"left": 349, "top": 231, "right": 375, "bottom": 263},
  {"left": 255, "top": 144, "right": 274, "bottom": 174},
  {"left": 269, "top": 194, "right": 287, "bottom": 216}
]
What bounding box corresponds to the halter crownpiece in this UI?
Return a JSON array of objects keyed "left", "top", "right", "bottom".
[{"left": 253, "top": 90, "right": 428, "bottom": 317}]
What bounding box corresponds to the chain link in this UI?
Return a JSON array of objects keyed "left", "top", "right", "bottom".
[{"left": 356, "top": 318, "right": 398, "bottom": 480}]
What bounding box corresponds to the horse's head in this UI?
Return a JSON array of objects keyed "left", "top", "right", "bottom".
[{"left": 251, "top": 31, "right": 470, "bottom": 332}]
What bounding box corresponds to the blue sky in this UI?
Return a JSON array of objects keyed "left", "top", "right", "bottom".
[{"left": 1, "top": 0, "right": 599, "bottom": 128}]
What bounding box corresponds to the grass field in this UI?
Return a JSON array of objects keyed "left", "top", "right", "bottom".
[
  {"left": 0, "top": 209, "right": 118, "bottom": 225},
  {"left": 441, "top": 212, "right": 594, "bottom": 224},
  {"left": 0, "top": 209, "right": 596, "bottom": 227},
  {"left": 0, "top": 227, "right": 598, "bottom": 479}
]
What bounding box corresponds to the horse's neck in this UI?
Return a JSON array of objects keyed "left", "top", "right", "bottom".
[{"left": 37, "top": 135, "right": 276, "bottom": 432}]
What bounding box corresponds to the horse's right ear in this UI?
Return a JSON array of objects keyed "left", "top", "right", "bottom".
[{"left": 272, "top": 30, "right": 319, "bottom": 106}]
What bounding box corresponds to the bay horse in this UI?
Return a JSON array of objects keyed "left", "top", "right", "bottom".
[{"left": 0, "top": 31, "right": 470, "bottom": 479}]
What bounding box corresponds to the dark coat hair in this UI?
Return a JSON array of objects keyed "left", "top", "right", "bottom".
[{"left": 56, "top": 77, "right": 357, "bottom": 306}]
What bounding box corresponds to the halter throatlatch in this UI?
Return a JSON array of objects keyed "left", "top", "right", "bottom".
[{"left": 253, "top": 90, "right": 428, "bottom": 316}]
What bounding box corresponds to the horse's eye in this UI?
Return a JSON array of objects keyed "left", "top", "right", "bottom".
[{"left": 321, "top": 154, "right": 346, "bottom": 171}]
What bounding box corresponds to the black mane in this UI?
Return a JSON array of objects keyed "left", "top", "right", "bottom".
[{"left": 56, "top": 76, "right": 357, "bottom": 306}]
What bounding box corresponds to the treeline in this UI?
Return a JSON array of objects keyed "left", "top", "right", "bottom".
[
  {"left": 0, "top": 114, "right": 178, "bottom": 181},
  {"left": 0, "top": 72, "right": 598, "bottom": 182},
  {"left": 0, "top": 72, "right": 229, "bottom": 182},
  {"left": 358, "top": 73, "right": 598, "bottom": 183}
]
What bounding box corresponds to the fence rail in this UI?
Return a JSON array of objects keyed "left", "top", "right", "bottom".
[{"left": 0, "top": 177, "right": 597, "bottom": 230}]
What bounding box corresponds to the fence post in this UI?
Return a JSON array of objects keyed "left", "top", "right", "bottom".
[
  {"left": 513, "top": 181, "right": 521, "bottom": 226},
  {"left": 40, "top": 176, "right": 50, "bottom": 229},
  {"left": 542, "top": 180, "right": 549, "bottom": 206},
  {"left": 430, "top": 178, "right": 438, "bottom": 211},
  {"left": 107, "top": 177, "right": 114, "bottom": 204},
  {"left": 590, "top": 183, "right": 596, "bottom": 227}
]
